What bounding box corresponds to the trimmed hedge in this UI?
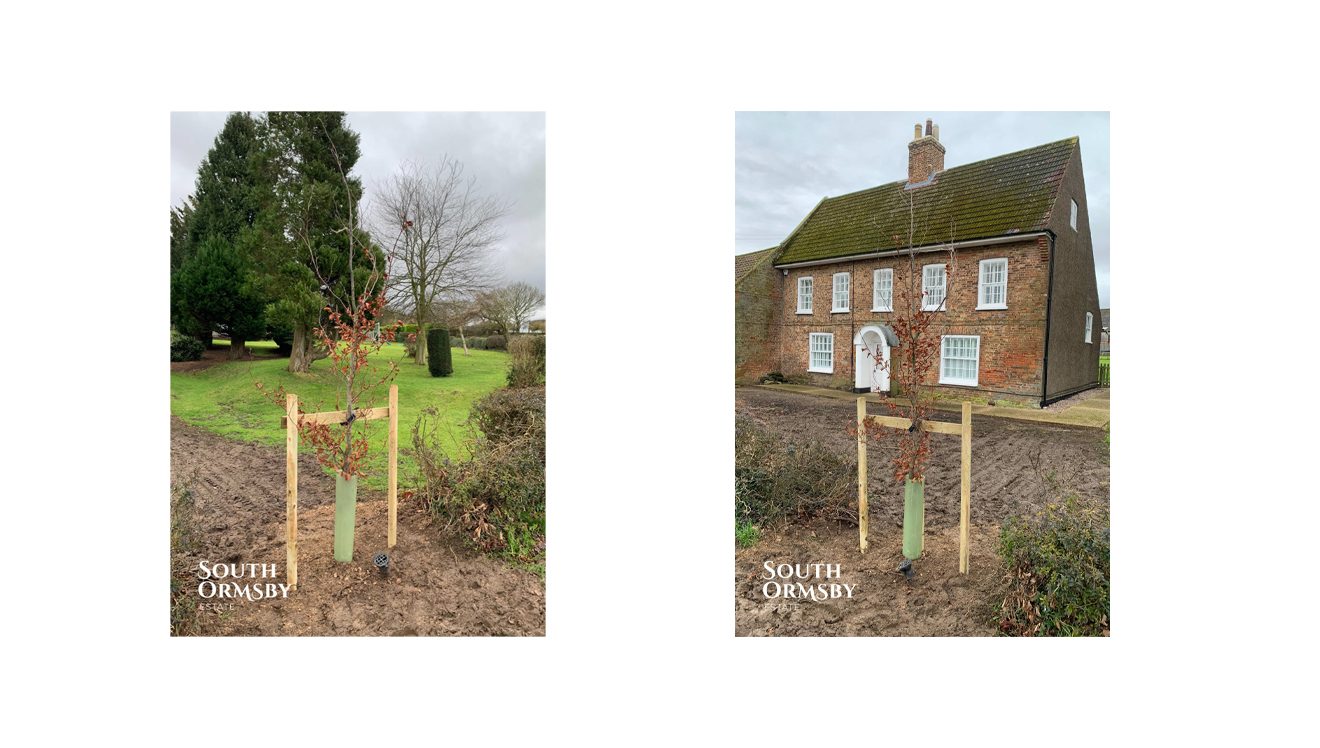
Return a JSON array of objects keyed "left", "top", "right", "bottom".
[
  {"left": 484, "top": 334, "right": 507, "bottom": 351},
  {"left": 427, "top": 328, "right": 452, "bottom": 377}
]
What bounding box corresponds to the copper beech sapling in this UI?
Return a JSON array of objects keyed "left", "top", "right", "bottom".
[
  {"left": 256, "top": 122, "right": 405, "bottom": 562},
  {"left": 856, "top": 194, "right": 959, "bottom": 566}
]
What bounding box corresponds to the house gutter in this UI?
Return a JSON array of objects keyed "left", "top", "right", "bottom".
[
  {"left": 773, "top": 231, "right": 1050, "bottom": 270},
  {"left": 1040, "top": 230, "right": 1057, "bottom": 408}
]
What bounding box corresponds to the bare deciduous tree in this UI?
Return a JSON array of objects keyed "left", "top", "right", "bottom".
[
  {"left": 477, "top": 282, "right": 545, "bottom": 335},
  {"left": 370, "top": 158, "right": 507, "bottom": 364}
]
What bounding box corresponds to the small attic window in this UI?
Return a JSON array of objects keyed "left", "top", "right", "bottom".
[{"left": 1070, "top": 199, "right": 1078, "bottom": 231}]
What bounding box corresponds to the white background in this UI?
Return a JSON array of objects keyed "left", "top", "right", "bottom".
[{"left": 4, "top": 1, "right": 1317, "bottom": 744}]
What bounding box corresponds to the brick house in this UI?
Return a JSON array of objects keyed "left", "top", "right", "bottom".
[{"left": 749, "top": 119, "right": 1102, "bottom": 406}]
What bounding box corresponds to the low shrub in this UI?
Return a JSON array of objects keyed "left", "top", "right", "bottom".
[
  {"left": 998, "top": 495, "right": 1110, "bottom": 636},
  {"left": 427, "top": 328, "right": 452, "bottom": 377},
  {"left": 507, "top": 335, "right": 546, "bottom": 387},
  {"left": 484, "top": 334, "right": 507, "bottom": 350},
  {"left": 170, "top": 330, "right": 204, "bottom": 362},
  {"left": 761, "top": 371, "right": 788, "bottom": 384},
  {"left": 464, "top": 336, "right": 487, "bottom": 350},
  {"left": 411, "top": 387, "right": 545, "bottom": 565},
  {"left": 734, "top": 415, "right": 855, "bottom": 530},
  {"left": 470, "top": 386, "right": 546, "bottom": 445}
]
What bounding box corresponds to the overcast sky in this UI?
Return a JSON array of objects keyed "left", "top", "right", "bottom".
[
  {"left": 171, "top": 111, "right": 546, "bottom": 311},
  {"left": 736, "top": 111, "right": 1110, "bottom": 307}
]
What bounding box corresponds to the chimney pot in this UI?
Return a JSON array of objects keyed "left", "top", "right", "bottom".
[
  {"left": 913, "top": 124, "right": 922, "bottom": 141},
  {"left": 933, "top": 124, "right": 940, "bottom": 142},
  {"left": 925, "top": 119, "right": 933, "bottom": 136}
]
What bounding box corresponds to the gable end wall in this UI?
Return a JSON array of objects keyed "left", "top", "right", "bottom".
[{"left": 1043, "top": 144, "right": 1103, "bottom": 400}]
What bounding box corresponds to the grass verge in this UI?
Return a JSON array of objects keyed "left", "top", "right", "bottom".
[{"left": 170, "top": 341, "right": 510, "bottom": 490}]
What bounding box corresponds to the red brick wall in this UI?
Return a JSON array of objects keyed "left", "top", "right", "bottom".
[
  {"left": 734, "top": 251, "right": 782, "bottom": 383},
  {"left": 776, "top": 238, "right": 1050, "bottom": 402},
  {"left": 908, "top": 136, "right": 946, "bottom": 183}
]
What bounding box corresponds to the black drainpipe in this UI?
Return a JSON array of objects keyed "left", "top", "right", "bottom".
[{"left": 1040, "top": 231, "right": 1057, "bottom": 408}]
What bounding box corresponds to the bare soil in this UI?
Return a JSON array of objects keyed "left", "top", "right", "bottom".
[
  {"left": 734, "top": 387, "right": 1108, "bottom": 636},
  {"left": 171, "top": 417, "right": 544, "bottom": 636}
]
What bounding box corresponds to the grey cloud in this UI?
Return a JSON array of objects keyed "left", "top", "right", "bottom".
[{"left": 736, "top": 112, "right": 1110, "bottom": 307}]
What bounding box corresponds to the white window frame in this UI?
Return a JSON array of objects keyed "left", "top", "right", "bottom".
[
  {"left": 796, "top": 276, "right": 813, "bottom": 314},
  {"left": 922, "top": 263, "right": 947, "bottom": 312},
  {"left": 808, "top": 333, "right": 834, "bottom": 373},
  {"left": 872, "top": 268, "right": 893, "bottom": 312},
  {"left": 976, "top": 257, "right": 1008, "bottom": 310},
  {"left": 1070, "top": 199, "right": 1078, "bottom": 231},
  {"left": 939, "top": 335, "right": 981, "bottom": 387},
  {"left": 1085, "top": 312, "right": 1093, "bottom": 343},
  {"left": 831, "top": 272, "right": 850, "bottom": 313}
]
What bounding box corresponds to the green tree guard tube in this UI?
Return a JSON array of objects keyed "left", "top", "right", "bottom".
[
  {"left": 903, "top": 477, "right": 925, "bottom": 560},
  {"left": 334, "top": 474, "right": 358, "bottom": 562}
]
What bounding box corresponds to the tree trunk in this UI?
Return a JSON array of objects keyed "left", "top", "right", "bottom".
[
  {"left": 459, "top": 327, "right": 470, "bottom": 356},
  {"left": 228, "top": 336, "right": 248, "bottom": 360},
  {"left": 414, "top": 321, "right": 428, "bottom": 365},
  {"left": 288, "top": 322, "right": 312, "bottom": 373}
]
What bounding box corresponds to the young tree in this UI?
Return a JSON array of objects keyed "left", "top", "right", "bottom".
[
  {"left": 371, "top": 158, "right": 506, "bottom": 365},
  {"left": 860, "top": 193, "right": 958, "bottom": 567},
  {"left": 259, "top": 119, "right": 401, "bottom": 563}
]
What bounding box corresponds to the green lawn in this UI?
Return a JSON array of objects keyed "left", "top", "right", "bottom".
[{"left": 171, "top": 341, "right": 510, "bottom": 490}]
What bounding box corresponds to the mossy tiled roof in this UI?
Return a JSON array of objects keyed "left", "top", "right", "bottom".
[
  {"left": 774, "top": 137, "right": 1077, "bottom": 265},
  {"left": 734, "top": 246, "right": 778, "bottom": 284}
]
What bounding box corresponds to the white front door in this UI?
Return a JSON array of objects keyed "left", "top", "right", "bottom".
[{"left": 855, "top": 328, "right": 889, "bottom": 392}]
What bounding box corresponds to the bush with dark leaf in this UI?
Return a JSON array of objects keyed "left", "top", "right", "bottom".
[
  {"left": 734, "top": 415, "right": 855, "bottom": 532},
  {"left": 998, "top": 495, "right": 1110, "bottom": 636},
  {"left": 170, "top": 330, "right": 205, "bottom": 362},
  {"left": 484, "top": 334, "right": 507, "bottom": 350},
  {"left": 427, "top": 328, "right": 452, "bottom": 377}
]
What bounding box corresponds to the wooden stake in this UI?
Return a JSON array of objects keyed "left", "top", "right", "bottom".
[
  {"left": 959, "top": 401, "right": 971, "bottom": 574},
  {"left": 857, "top": 397, "right": 868, "bottom": 554},
  {"left": 387, "top": 383, "right": 398, "bottom": 549},
  {"left": 286, "top": 393, "right": 298, "bottom": 590}
]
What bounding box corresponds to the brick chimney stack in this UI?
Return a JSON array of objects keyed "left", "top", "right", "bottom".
[{"left": 907, "top": 118, "right": 946, "bottom": 185}]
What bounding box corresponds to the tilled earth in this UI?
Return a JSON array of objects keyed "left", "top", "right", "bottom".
[
  {"left": 734, "top": 387, "right": 1108, "bottom": 636},
  {"left": 171, "top": 417, "right": 544, "bottom": 636}
]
